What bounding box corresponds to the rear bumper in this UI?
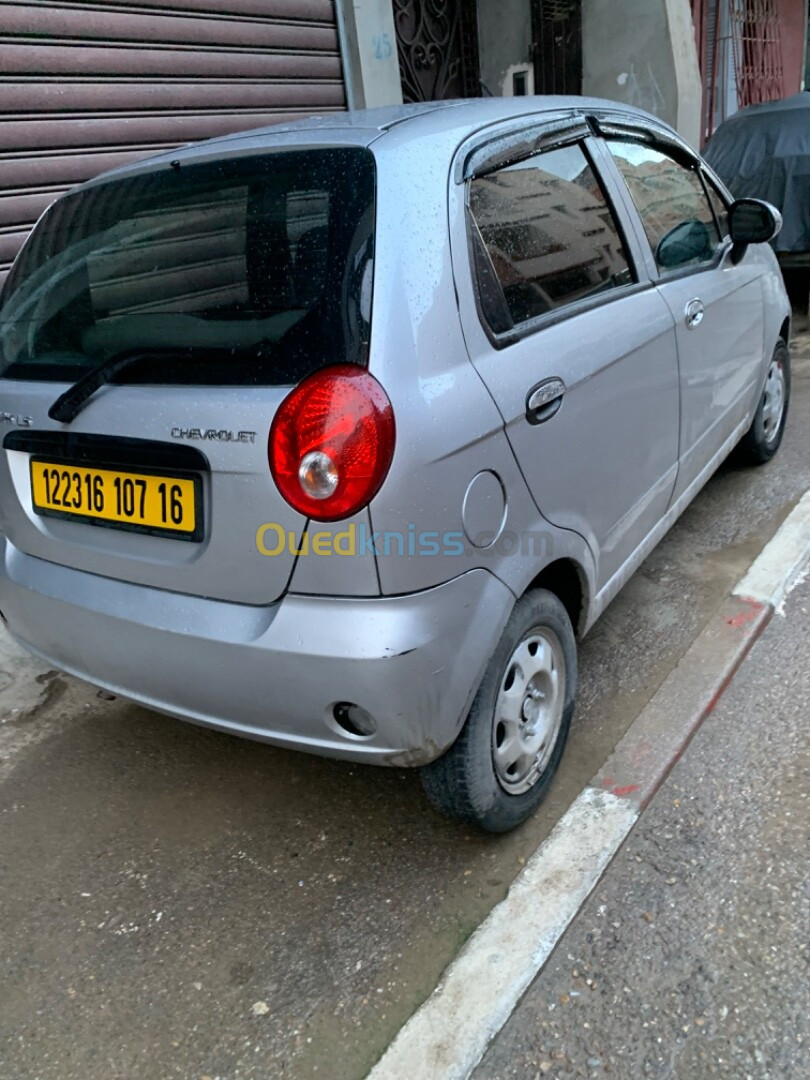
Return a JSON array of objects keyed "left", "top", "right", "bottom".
[{"left": 0, "top": 540, "right": 513, "bottom": 765}]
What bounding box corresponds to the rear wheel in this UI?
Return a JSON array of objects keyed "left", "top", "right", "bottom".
[
  {"left": 420, "top": 589, "right": 577, "bottom": 833},
  {"left": 735, "top": 340, "right": 790, "bottom": 465}
]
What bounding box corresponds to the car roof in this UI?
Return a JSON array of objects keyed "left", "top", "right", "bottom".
[
  {"left": 74, "top": 97, "right": 677, "bottom": 190},
  {"left": 217, "top": 96, "right": 663, "bottom": 137},
  {"left": 176, "top": 96, "right": 668, "bottom": 151}
]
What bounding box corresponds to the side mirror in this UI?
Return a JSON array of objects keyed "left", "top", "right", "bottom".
[{"left": 728, "top": 199, "right": 782, "bottom": 263}]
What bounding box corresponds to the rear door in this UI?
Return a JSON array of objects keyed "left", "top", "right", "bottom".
[
  {"left": 0, "top": 144, "right": 376, "bottom": 604},
  {"left": 602, "top": 133, "right": 765, "bottom": 500},
  {"left": 454, "top": 122, "right": 680, "bottom": 589}
]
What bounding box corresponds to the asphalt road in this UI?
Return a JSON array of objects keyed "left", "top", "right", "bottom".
[
  {"left": 473, "top": 574, "right": 810, "bottom": 1080},
  {"left": 1, "top": 336, "right": 809, "bottom": 1080}
]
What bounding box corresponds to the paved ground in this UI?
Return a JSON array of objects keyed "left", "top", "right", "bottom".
[
  {"left": 1, "top": 334, "right": 809, "bottom": 1079},
  {"left": 474, "top": 571, "right": 810, "bottom": 1080}
]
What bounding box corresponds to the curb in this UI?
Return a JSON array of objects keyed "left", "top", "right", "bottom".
[
  {"left": 590, "top": 593, "right": 770, "bottom": 811},
  {"left": 367, "top": 490, "right": 810, "bottom": 1080}
]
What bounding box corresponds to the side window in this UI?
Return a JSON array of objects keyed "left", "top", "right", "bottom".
[
  {"left": 468, "top": 142, "right": 633, "bottom": 330},
  {"left": 703, "top": 175, "right": 730, "bottom": 239},
  {"left": 607, "top": 140, "right": 722, "bottom": 273}
]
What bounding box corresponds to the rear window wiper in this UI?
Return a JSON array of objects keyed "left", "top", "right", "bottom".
[{"left": 48, "top": 348, "right": 217, "bottom": 423}]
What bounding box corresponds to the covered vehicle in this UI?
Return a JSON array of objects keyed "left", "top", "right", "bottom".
[{"left": 703, "top": 93, "right": 810, "bottom": 257}]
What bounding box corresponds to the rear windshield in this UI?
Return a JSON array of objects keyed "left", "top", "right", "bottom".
[{"left": 0, "top": 147, "right": 376, "bottom": 386}]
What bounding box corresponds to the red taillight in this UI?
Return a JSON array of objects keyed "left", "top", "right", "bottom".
[{"left": 269, "top": 364, "right": 395, "bottom": 522}]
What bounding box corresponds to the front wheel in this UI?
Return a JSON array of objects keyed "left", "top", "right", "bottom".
[
  {"left": 420, "top": 589, "right": 577, "bottom": 833},
  {"left": 735, "top": 339, "right": 790, "bottom": 466}
]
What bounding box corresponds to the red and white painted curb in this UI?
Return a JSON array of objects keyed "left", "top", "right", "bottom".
[{"left": 367, "top": 490, "right": 810, "bottom": 1080}]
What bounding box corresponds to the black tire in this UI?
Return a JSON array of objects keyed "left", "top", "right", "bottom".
[
  {"left": 420, "top": 589, "right": 577, "bottom": 833},
  {"left": 735, "top": 339, "right": 791, "bottom": 466}
]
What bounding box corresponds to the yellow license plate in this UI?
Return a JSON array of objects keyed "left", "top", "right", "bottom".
[{"left": 30, "top": 459, "right": 202, "bottom": 541}]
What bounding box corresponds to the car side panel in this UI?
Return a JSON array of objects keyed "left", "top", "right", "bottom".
[
  {"left": 462, "top": 290, "right": 680, "bottom": 590},
  {"left": 757, "top": 243, "right": 793, "bottom": 350}
]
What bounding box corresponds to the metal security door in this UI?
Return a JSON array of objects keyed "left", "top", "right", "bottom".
[
  {"left": 531, "top": 0, "right": 582, "bottom": 94},
  {"left": 392, "top": 0, "right": 481, "bottom": 101}
]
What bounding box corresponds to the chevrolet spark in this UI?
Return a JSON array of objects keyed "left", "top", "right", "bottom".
[{"left": 0, "top": 99, "right": 791, "bottom": 832}]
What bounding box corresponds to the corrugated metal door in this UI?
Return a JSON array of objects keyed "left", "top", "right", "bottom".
[{"left": 0, "top": 0, "right": 346, "bottom": 288}]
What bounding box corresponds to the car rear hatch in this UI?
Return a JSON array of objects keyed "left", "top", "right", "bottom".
[{"left": 0, "top": 144, "right": 376, "bottom": 604}]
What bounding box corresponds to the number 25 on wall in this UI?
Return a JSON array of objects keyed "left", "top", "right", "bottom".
[{"left": 373, "top": 33, "right": 392, "bottom": 60}]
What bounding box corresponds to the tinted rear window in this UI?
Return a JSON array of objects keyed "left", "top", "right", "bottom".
[{"left": 0, "top": 148, "right": 376, "bottom": 385}]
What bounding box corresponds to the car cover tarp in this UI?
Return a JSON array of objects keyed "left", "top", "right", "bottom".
[{"left": 703, "top": 94, "right": 810, "bottom": 254}]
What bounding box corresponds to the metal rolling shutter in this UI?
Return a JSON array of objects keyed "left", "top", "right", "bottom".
[{"left": 0, "top": 0, "right": 346, "bottom": 288}]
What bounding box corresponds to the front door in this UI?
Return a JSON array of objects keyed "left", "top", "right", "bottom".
[
  {"left": 604, "top": 138, "right": 765, "bottom": 499},
  {"left": 455, "top": 130, "right": 680, "bottom": 589}
]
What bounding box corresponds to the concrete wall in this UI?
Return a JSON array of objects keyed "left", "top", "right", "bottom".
[
  {"left": 477, "top": 0, "right": 533, "bottom": 97},
  {"left": 582, "top": 0, "right": 702, "bottom": 148},
  {"left": 335, "top": 0, "right": 403, "bottom": 109}
]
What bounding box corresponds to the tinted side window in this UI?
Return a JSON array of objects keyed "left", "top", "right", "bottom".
[
  {"left": 607, "top": 140, "right": 721, "bottom": 272},
  {"left": 468, "top": 143, "right": 632, "bottom": 330}
]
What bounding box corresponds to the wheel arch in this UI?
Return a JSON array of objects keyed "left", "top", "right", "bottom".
[{"left": 523, "top": 557, "right": 590, "bottom": 638}]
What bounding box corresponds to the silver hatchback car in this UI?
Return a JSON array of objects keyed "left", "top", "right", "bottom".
[{"left": 0, "top": 99, "right": 791, "bottom": 831}]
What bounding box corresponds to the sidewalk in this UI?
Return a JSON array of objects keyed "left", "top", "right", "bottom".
[{"left": 473, "top": 574, "right": 810, "bottom": 1079}]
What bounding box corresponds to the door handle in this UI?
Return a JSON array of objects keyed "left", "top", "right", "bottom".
[
  {"left": 685, "top": 298, "right": 705, "bottom": 329},
  {"left": 526, "top": 377, "right": 565, "bottom": 424}
]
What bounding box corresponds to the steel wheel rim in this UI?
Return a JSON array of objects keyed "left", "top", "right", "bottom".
[
  {"left": 491, "top": 627, "right": 566, "bottom": 795},
  {"left": 761, "top": 358, "right": 786, "bottom": 444}
]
